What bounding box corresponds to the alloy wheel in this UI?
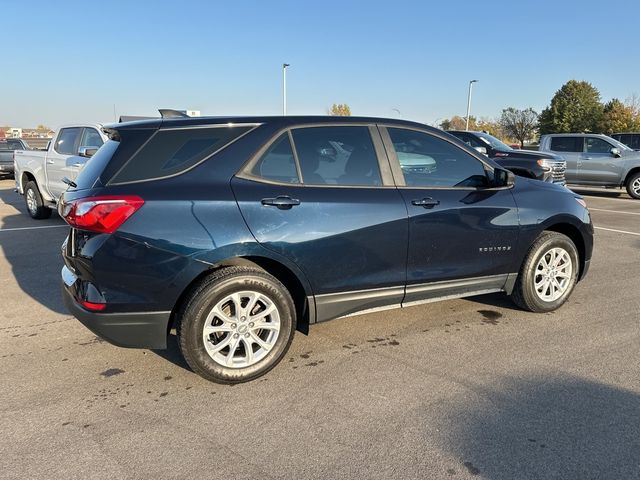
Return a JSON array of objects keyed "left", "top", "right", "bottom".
[{"left": 533, "top": 247, "right": 573, "bottom": 302}]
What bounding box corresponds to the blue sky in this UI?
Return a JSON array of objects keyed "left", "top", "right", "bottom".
[{"left": 3, "top": 0, "right": 639, "bottom": 128}]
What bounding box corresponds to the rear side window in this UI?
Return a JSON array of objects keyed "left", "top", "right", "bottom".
[
  {"left": 251, "top": 133, "right": 299, "bottom": 183},
  {"left": 291, "top": 126, "right": 382, "bottom": 186},
  {"left": 110, "top": 126, "right": 252, "bottom": 184},
  {"left": 549, "top": 137, "right": 583, "bottom": 152},
  {"left": 55, "top": 127, "right": 82, "bottom": 155}
]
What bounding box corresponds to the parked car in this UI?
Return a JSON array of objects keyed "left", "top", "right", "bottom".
[
  {"left": 0, "top": 138, "right": 31, "bottom": 177},
  {"left": 14, "top": 124, "right": 107, "bottom": 218},
  {"left": 448, "top": 130, "right": 566, "bottom": 184},
  {"left": 59, "top": 115, "right": 593, "bottom": 384},
  {"left": 611, "top": 132, "right": 640, "bottom": 151},
  {"left": 539, "top": 133, "right": 640, "bottom": 199}
]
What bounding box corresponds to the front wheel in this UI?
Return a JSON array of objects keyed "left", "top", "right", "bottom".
[
  {"left": 626, "top": 172, "right": 640, "bottom": 199},
  {"left": 178, "top": 266, "right": 296, "bottom": 384},
  {"left": 24, "top": 181, "right": 52, "bottom": 219},
  {"left": 511, "top": 232, "right": 579, "bottom": 313}
]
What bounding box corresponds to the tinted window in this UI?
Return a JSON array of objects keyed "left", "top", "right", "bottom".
[
  {"left": 0, "top": 139, "right": 24, "bottom": 151},
  {"left": 55, "top": 127, "right": 82, "bottom": 155},
  {"left": 111, "top": 126, "right": 251, "bottom": 184},
  {"left": 388, "top": 128, "right": 487, "bottom": 188},
  {"left": 549, "top": 137, "right": 583, "bottom": 153},
  {"left": 80, "top": 128, "right": 104, "bottom": 149},
  {"left": 632, "top": 135, "right": 640, "bottom": 150},
  {"left": 251, "top": 133, "right": 299, "bottom": 183},
  {"left": 291, "top": 126, "right": 382, "bottom": 186},
  {"left": 585, "top": 137, "right": 613, "bottom": 154}
]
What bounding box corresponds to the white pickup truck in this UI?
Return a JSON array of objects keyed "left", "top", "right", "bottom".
[{"left": 14, "top": 124, "right": 107, "bottom": 218}]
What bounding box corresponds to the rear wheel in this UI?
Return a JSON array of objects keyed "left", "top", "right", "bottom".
[
  {"left": 24, "top": 181, "right": 51, "bottom": 219},
  {"left": 626, "top": 171, "right": 640, "bottom": 199},
  {"left": 178, "top": 266, "right": 296, "bottom": 383},
  {"left": 511, "top": 231, "right": 579, "bottom": 312}
]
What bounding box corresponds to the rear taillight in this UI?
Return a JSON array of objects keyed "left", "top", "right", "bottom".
[
  {"left": 62, "top": 195, "right": 144, "bottom": 234},
  {"left": 79, "top": 299, "right": 106, "bottom": 311}
]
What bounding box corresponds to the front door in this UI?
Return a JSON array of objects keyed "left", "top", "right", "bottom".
[
  {"left": 232, "top": 125, "right": 408, "bottom": 321},
  {"left": 580, "top": 136, "right": 624, "bottom": 185},
  {"left": 46, "top": 127, "right": 82, "bottom": 199},
  {"left": 379, "top": 126, "right": 520, "bottom": 304}
]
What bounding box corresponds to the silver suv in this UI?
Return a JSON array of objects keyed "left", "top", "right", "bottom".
[{"left": 539, "top": 133, "right": 640, "bottom": 199}]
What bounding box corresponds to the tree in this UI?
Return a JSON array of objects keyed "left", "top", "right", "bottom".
[
  {"left": 476, "top": 117, "right": 502, "bottom": 138},
  {"left": 36, "top": 124, "right": 49, "bottom": 131},
  {"left": 598, "top": 98, "right": 636, "bottom": 135},
  {"left": 439, "top": 115, "right": 476, "bottom": 131},
  {"left": 538, "top": 80, "right": 603, "bottom": 134},
  {"left": 499, "top": 107, "right": 539, "bottom": 148},
  {"left": 328, "top": 104, "right": 351, "bottom": 116}
]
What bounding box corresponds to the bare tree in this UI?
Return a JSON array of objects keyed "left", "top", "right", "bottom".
[{"left": 499, "top": 108, "right": 539, "bottom": 148}]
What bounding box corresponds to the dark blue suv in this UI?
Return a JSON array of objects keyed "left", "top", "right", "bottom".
[{"left": 59, "top": 115, "right": 593, "bottom": 383}]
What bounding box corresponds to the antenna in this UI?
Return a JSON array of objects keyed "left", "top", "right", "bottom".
[{"left": 158, "top": 109, "right": 190, "bottom": 119}]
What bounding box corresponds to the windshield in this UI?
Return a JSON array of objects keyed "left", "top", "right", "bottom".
[{"left": 476, "top": 132, "right": 513, "bottom": 151}]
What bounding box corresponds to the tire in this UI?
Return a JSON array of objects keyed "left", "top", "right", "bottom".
[
  {"left": 511, "top": 231, "right": 579, "bottom": 313},
  {"left": 24, "top": 181, "right": 52, "bottom": 219},
  {"left": 178, "top": 266, "right": 296, "bottom": 384},
  {"left": 625, "top": 171, "right": 640, "bottom": 199}
]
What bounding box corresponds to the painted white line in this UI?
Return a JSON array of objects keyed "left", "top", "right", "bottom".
[
  {"left": 583, "top": 195, "right": 639, "bottom": 204},
  {"left": 594, "top": 226, "right": 640, "bottom": 236},
  {"left": 0, "top": 225, "right": 67, "bottom": 233},
  {"left": 589, "top": 208, "right": 640, "bottom": 216}
]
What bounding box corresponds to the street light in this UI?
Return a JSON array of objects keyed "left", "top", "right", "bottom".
[
  {"left": 465, "top": 79, "right": 478, "bottom": 131},
  {"left": 282, "top": 63, "right": 290, "bottom": 115}
]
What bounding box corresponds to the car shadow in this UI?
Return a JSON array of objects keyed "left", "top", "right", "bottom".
[
  {"left": 464, "top": 292, "right": 524, "bottom": 312},
  {"left": 438, "top": 374, "right": 640, "bottom": 479},
  {"left": 569, "top": 187, "right": 626, "bottom": 199},
  {"left": 0, "top": 186, "right": 68, "bottom": 314},
  {"left": 151, "top": 333, "right": 192, "bottom": 372}
]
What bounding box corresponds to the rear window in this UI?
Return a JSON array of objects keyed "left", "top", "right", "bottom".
[
  {"left": 0, "top": 139, "right": 24, "bottom": 151},
  {"left": 110, "top": 126, "right": 252, "bottom": 184},
  {"left": 549, "top": 137, "right": 583, "bottom": 153}
]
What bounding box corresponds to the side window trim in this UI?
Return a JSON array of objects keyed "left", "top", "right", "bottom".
[
  {"left": 287, "top": 130, "right": 303, "bottom": 183},
  {"left": 378, "top": 125, "right": 493, "bottom": 189}
]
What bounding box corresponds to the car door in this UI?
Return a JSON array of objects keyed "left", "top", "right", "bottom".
[
  {"left": 379, "top": 126, "right": 520, "bottom": 305},
  {"left": 547, "top": 136, "right": 582, "bottom": 182},
  {"left": 580, "top": 136, "right": 625, "bottom": 185},
  {"left": 232, "top": 124, "right": 409, "bottom": 322},
  {"left": 46, "top": 127, "right": 82, "bottom": 198}
]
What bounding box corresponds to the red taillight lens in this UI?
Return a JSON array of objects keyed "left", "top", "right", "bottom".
[
  {"left": 79, "top": 299, "right": 106, "bottom": 311},
  {"left": 62, "top": 195, "right": 144, "bottom": 234}
]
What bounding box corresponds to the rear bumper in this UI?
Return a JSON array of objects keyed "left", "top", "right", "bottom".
[{"left": 62, "top": 270, "right": 170, "bottom": 349}]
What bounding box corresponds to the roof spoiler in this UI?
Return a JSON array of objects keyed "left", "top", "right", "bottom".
[{"left": 159, "top": 109, "right": 190, "bottom": 119}]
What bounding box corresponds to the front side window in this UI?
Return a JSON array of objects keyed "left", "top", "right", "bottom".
[
  {"left": 251, "top": 133, "right": 299, "bottom": 184},
  {"left": 291, "top": 126, "right": 382, "bottom": 186},
  {"left": 388, "top": 128, "right": 488, "bottom": 188},
  {"left": 585, "top": 137, "right": 613, "bottom": 154},
  {"left": 550, "top": 137, "right": 583, "bottom": 153},
  {"left": 80, "top": 128, "right": 104, "bottom": 149},
  {"left": 55, "top": 127, "right": 82, "bottom": 155}
]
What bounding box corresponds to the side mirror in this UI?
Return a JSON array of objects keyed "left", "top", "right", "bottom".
[
  {"left": 493, "top": 167, "right": 515, "bottom": 188},
  {"left": 79, "top": 146, "right": 98, "bottom": 158},
  {"left": 474, "top": 146, "right": 488, "bottom": 155},
  {"left": 610, "top": 147, "right": 621, "bottom": 158}
]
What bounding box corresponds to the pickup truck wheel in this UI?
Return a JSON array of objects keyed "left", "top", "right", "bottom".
[
  {"left": 177, "top": 266, "right": 296, "bottom": 384},
  {"left": 511, "top": 231, "right": 579, "bottom": 313},
  {"left": 24, "top": 181, "right": 51, "bottom": 219},
  {"left": 626, "top": 172, "right": 640, "bottom": 199}
]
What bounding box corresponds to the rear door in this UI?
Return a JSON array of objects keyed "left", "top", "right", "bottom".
[
  {"left": 581, "top": 136, "right": 624, "bottom": 185},
  {"left": 46, "top": 127, "right": 82, "bottom": 198},
  {"left": 379, "top": 126, "right": 520, "bottom": 304},
  {"left": 232, "top": 124, "right": 408, "bottom": 321},
  {"left": 548, "top": 136, "right": 582, "bottom": 182}
]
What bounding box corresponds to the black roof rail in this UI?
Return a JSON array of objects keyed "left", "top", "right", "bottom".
[{"left": 158, "top": 109, "right": 190, "bottom": 119}]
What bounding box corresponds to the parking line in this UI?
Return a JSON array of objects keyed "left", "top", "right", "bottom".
[
  {"left": 589, "top": 208, "right": 640, "bottom": 216},
  {"left": 0, "top": 225, "right": 68, "bottom": 233},
  {"left": 594, "top": 226, "right": 640, "bottom": 236}
]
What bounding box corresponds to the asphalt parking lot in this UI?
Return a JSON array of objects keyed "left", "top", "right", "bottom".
[{"left": 1, "top": 178, "right": 639, "bottom": 479}]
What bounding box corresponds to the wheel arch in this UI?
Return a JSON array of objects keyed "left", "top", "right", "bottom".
[
  {"left": 623, "top": 167, "right": 640, "bottom": 187},
  {"left": 168, "top": 254, "right": 315, "bottom": 337},
  {"left": 20, "top": 170, "right": 36, "bottom": 192},
  {"left": 544, "top": 222, "right": 586, "bottom": 279}
]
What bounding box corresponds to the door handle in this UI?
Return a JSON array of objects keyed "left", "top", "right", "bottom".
[
  {"left": 72, "top": 163, "right": 83, "bottom": 167},
  {"left": 261, "top": 196, "right": 301, "bottom": 210},
  {"left": 411, "top": 198, "right": 440, "bottom": 209},
  {"left": 46, "top": 159, "right": 55, "bottom": 164}
]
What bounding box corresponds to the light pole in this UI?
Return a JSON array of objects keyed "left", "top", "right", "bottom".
[
  {"left": 282, "top": 63, "right": 290, "bottom": 115},
  {"left": 465, "top": 79, "right": 478, "bottom": 130}
]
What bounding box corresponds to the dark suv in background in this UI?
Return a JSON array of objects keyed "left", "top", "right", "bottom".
[
  {"left": 59, "top": 115, "right": 593, "bottom": 383},
  {"left": 448, "top": 130, "right": 566, "bottom": 184},
  {"left": 611, "top": 133, "right": 640, "bottom": 150}
]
